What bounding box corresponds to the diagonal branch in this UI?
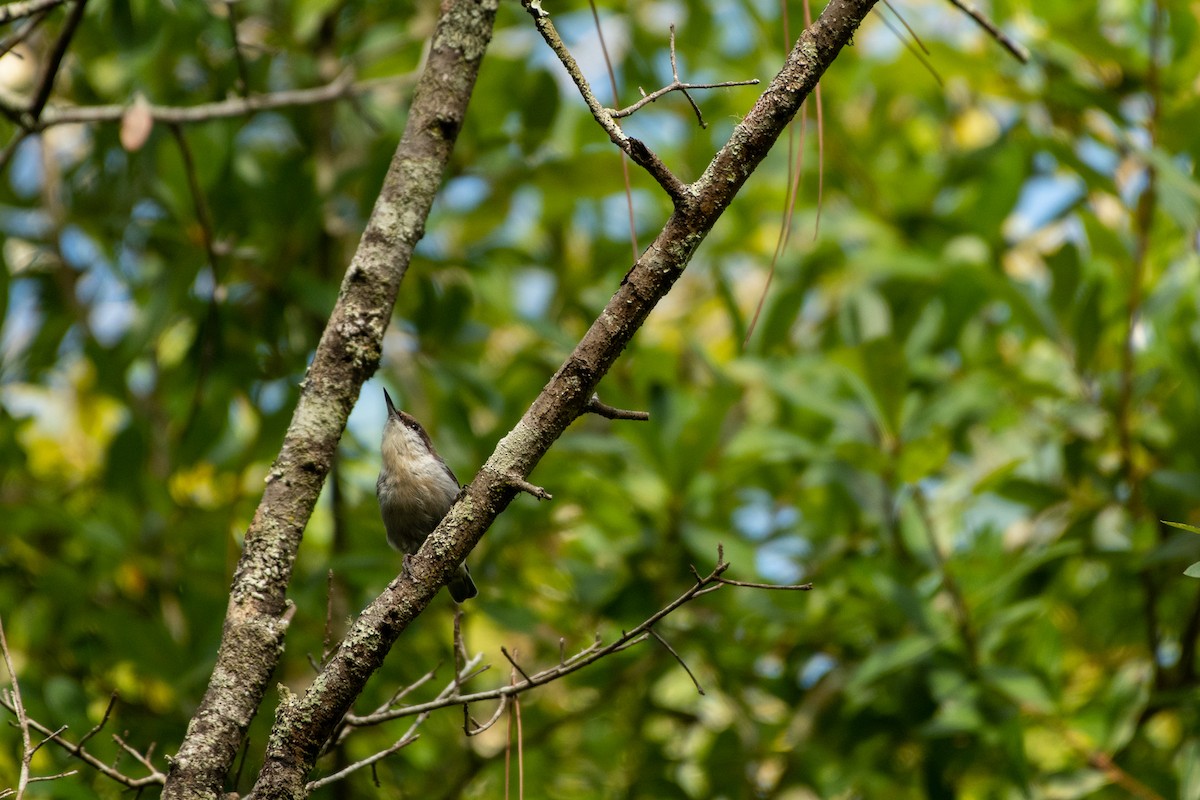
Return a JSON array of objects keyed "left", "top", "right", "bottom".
[{"left": 944, "top": 0, "right": 1030, "bottom": 63}]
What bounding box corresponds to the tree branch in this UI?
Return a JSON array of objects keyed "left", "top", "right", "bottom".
[
  {"left": 0, "top": 71, "right": 414, "bottom": 131},
  {"left": 0, "top": 0, "right": 66, "bottom": 25},
  {"left": 0, "top": 693, "right": 162, "bottom": 790},
  {"left": 944, "top": 0, "right": 1030, "bottom": 63},
  {"left": 159, "top": 2, "right": 499, "bottom": 798},
  {"left": 24, "top": 0, "right": 85, "bottom": 122},
  {"left": 607, "top": 25, "right": 759, "bottom": 128},
  {"left": 312, "top": 553, "right": 808, "bottom": 741},
  {"left": 520, "top": 2, "right": 690, "bottom": 205}
]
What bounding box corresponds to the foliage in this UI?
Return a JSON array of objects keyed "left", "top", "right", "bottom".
[{"left": 2, "top": 0, "right": 1199, "bottom": 797}]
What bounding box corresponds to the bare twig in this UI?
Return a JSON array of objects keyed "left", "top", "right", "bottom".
[
  {"left": 465, "top": 692, "right": 508, "bottom": 736},
  {"left": 649, "top": 627, "right": 705, "bottom": 695},
  {"left": 944, "top": 0, "right": 1030, "bottom": 63},
  {"left": 610, "top": 25, "right": 759, "bottom": 128},
  {"left": 507, "top": 475, "right": 552, "bottom": 500},
  {"left": 71, "top": 693, "right": 116, "bottom": 754},
  {"left": 337, "top": 551, "right": 805, "bottom": 731},
  {"left": 312, "top": 656, "right": 491, "bottom": 789},
  {"left": 1, "top": 615, "right": 35, "bottom": 800},
  {"left": 500, "top": 647, "right": 533, "bottom": 684},
  {"left": 0, "top": 693, "right": 164, "bottom": 789},
  {"left": 167, "top": 124, "right": 218, "bottom": 272},
  {"left": 882, "top": 0, "right": 929, "bottom": 53},
  {"left": 14, "top": 70, "right": 412, "bottom": 131},
  {"left": 223, "top": 0, "right": 251, "bottom": 97},
  {"left": 514, "top": 682, "right": 524, "bottom": 799},
  {"left": 305, "top": 723, "right": 422, "bottom": 792},
  {"left": 25, "top": 0, "right": 86, "bottom": 122},
  {"left": 310, "top": 557, "right": 807, "bottom": 789},
  {"left": 337, "top": 655, "right": 484, "bottom": 740},
  {"left": 876, "top": 4, "right": 943, "bottom": 86},
  {"left": 586, "top": 394, "right": 650, "bottom": 421},
  {"left": 520, "top": 1, "right": 689, "bottom": 203},
  {"left": 112, "top": 733, "right": 160, "bottom": 776},
  {"left": 714, "top": 576, "right": 813, "bottom": 590},
  {"left": 0, "top": 8, "right": 49, "bottom": 57},
  {"left": 323, "top": 569, "right": 336, "bottom": 663},
  {"left": 0, "top": 0, "right": 65, "bottom": 25},
  {"left": 587, "top": 0, "right": 638, "bottom": 262}
]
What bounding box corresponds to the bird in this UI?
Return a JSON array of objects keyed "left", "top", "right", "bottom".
[{"left": 376, "top": 388, "right": 478, "bottom": 602}]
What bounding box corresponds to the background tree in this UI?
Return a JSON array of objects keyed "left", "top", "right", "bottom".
[{"left": 3, "top": 0, "right": 1199, "bottom": 798}]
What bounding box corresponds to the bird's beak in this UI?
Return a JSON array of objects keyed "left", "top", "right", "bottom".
[{"left": 383, "top": 387, "right": 398, "bottom": 417}]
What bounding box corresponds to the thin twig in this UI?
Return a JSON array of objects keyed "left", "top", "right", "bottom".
[
  {"left": 323, "top": 569, "right": 336, "bottom": 663},
  {"left": 0, "top": 8, "right": 49, "bottom": 58},
  {"left": 586, "top": 394, "right": 650, "bottom": 421},
  {"left": 167, "top": 123, "right": 218, "bottom": 272},
  {"left": 714, "top": 577, "right": 813, "bottom": 590},
  {"left": 338, "top": 550, "right": 808, "bottom": 730},
  {"left": 607, "top": 23, "right": 758, "bottom": 126},
  {"left": 944, "top": 0, "right": 1030, "bottom": 63},
  {"left": 15, "top": 70, "right": 411, "bottom": 130},
  {"left": 306, "top": 723, "right": 422, "bottom": 792},
  {"left": 587, "top": 0, "right": 638, "bottom": 263},
  {"left": 315, "top": 656, "right": 488, "bottom": 788},
  {"left": 0, "top": 695, "right": 164, "bottom": 788},
  {"left": 743, "top": 0, "right": 806, "bottom": 348},
  {"left": 876, "top": 6, "right": 943, "bottom": 87},
  {"left": 514, "top": 686, "right": 524, "bottom": 799},
  {"left": 71, "top": 693, "right": 116, "bottom": 753},
  {"left": 339, "top": 656, "right": 483, "bottom": 737},
  {"left": 112, "top": 733, "right": 159, "bottom": 775},
  {"left": 1, "top": 615, "right": 33, "bottom": 800},
  {"left": 609, "top": 77, "right": 759, "bottom": 121},
  {"left": 520, "top": 0, "right": 689, "bottom": 203},
  {"left": 500, "top": 647, "right": 533, "bottom": 684},
  {"left": 882, "top": 0, "right": 929, "bottom": 53},
  {"left": 223, "top": 0, "right": 251, "bottom": 97},
  {"left": 25, "top": 0, "right": 87, "bottom": 122},
  {"left": 649, "top": 628, "right": 705, "bottom": 695},
  {"left": 507, "top": 475, "right": 552, "bottom": 500},
  {"left": 465, "top": 692, "right": 508, "bottom": 736},
  {"left": 0, "top": 0, "right": 66, "bottom": 26}
]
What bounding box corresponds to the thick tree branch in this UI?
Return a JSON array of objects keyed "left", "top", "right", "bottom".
[
  {"left": 248, "top": 2, "right": 873, "bottom": 797},
  {"left": 159, "top": 2, "right": 498, "bottom": 799}
]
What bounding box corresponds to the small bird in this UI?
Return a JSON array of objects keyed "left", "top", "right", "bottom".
[{"left": 376, "top": 388, "right": 478, "bottom": 602}]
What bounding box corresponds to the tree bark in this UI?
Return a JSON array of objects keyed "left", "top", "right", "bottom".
[{"left": 160, "top": 2, "right": 500, "bottom": 797}]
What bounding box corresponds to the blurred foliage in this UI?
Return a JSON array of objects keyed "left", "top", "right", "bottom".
[{"left": 2, "top": 0, "right": 1199, "bottom": 798}]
